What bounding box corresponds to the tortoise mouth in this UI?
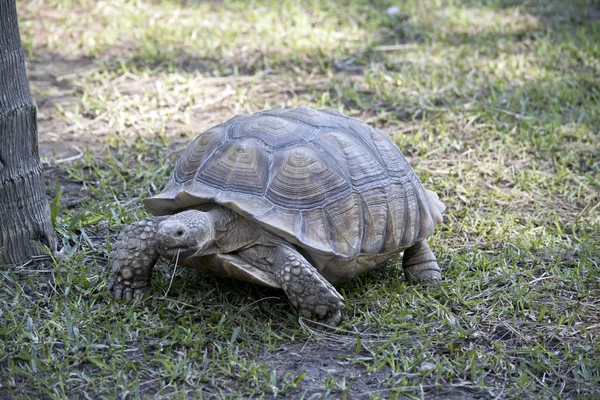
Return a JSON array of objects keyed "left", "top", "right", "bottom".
[{"left": 160, "top": 244, "right": 199, "bottom": 259}]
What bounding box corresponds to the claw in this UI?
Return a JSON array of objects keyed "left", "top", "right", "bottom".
[
  {"left": 124, "top": 287, "right": 133, "bottom": 301},
  {"left": 325, "top": 310, "right": 342, "bottom": 326},
  {"left": 113, "top": 285, "right": 123, "bottom": 299},
  {"left": 133, "top": 287, "right": 147, "bottom": 300}
]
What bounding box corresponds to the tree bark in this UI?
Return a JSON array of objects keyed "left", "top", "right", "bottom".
[{"left": 0, "top": 0, "right": 57, "bottom": 264}]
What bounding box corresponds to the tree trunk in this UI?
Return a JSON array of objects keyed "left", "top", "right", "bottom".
[{"left": 0, "top": 0, "right": 57, "bottom": 264}]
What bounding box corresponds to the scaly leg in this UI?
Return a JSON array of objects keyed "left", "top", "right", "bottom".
[
  {"left": 402, "top": 240, "right": 442, "bottom": 283},
  {"left": 107, "top": 216, "right": 167, "bottom": 300},
  {"left": 272, "top": 245, "right": 345, "bottom": 325}
]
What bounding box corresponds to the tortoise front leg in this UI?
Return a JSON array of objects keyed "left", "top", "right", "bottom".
[
  {"left": 107, "top": 216, "right": 167, "bottom": 301},
  {"left": 272, "top": 245, "right": 345, "bottom": 326},
  {"left": 402, "top": 240, "right": 442, "bottom": 283}
]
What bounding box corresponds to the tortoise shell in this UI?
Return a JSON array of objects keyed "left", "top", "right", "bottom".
[{"left": 144, "top": 107, "right": 444, "bottom": 280}]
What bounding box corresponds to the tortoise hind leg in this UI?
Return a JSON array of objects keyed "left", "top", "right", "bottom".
[{"left": 402, "top": 240, "right": 442, "bottom": 283}]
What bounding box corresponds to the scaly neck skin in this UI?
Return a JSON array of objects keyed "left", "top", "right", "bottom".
[{"left": 201, "top": 206, "right": 264, "bottom": 255}]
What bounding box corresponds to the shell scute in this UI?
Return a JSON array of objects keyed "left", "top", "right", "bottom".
[
  {"left": 266, "top": 107, "right": 347, "bottom": 130},
  {"left": 323, "top": 193, "right": 362, "bottom": 256},
  {"left": 358, "top": 187, "right": 389, "bottom": 253},
  {"left": 173, "top": 125, "right": 227, "bottom": 184},
  {"left": 195, "top": 138, "right": 271, "bottom": 196},
  {"left": 265, "top": 145, "right": 350, "bottom": 209},
  {"left": 231, "top": 111, "right": 317, "bottom": 149},
  {"left": 315, "top": 129, "right": 387, "bottom": 189}
]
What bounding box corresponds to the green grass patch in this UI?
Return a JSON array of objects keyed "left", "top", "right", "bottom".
[{"left": 2, "top": 0, "right": 599, "bottom": 398}]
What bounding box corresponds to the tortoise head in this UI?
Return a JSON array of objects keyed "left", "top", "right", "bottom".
[{"left": 156, "top": 210, "right": 215, "bottom": 258}]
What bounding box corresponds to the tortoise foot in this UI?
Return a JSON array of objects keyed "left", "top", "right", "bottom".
[
  {"left": 403, "top": 240, "right": 442, "bottom": 283},
  {"left": 274, "top": 246, "right": 345, "bottom": 326},
  {"left": 108, "top": 261, "right": 153, "bottom": 301},
  {"left": 108, "top": 217, "right": 163, "bottom": 301},
  {"left": 300, "top": 308, "right": 342, "bottom": 327},
  {"left": 109, "top": 279, "right": 150, "bottom": 301}
]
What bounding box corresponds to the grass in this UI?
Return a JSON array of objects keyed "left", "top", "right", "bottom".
[{"left": 1, "top": 0, "right": 599, "bottom": 398}]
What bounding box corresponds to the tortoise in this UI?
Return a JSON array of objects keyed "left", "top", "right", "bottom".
[{"left": 108, "top": 107, "right": 445, "bottom": 325}]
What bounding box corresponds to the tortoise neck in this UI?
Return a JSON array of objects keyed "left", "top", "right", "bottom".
[{"left": 204, "top": 206, "right": 261, "bottom": 254}]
